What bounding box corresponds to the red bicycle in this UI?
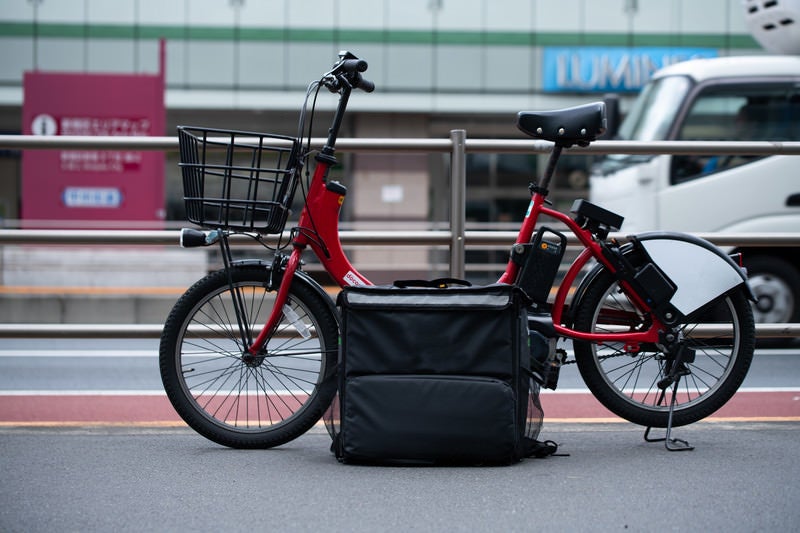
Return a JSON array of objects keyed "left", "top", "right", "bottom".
[{"left": 160, "top": 52, "right": 755, "bottom": 451}]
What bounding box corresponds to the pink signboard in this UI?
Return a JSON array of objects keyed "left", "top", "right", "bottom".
[{"left": 21, "top": 64, "right": 165, "bottom": 227}]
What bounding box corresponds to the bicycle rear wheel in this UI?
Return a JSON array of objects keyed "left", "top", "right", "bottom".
[
  {"left": 573, "top": 268, "right": 755, "bottom": 428},
  {"left": 159, "top": 265, "right": 339, "bottom": 448}
]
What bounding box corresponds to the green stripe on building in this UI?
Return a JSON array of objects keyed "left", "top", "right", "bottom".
[{"left": 0, "top": 21, "right": 759, "bottom": 49}]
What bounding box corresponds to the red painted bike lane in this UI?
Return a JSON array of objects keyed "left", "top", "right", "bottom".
[{"left": 1, "top": 389, "right": 798, "bottom": 425}]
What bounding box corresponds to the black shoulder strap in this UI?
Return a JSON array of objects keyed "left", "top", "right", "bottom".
[{"left": 524, "top": 438, "right": 563, "bottom": 458}]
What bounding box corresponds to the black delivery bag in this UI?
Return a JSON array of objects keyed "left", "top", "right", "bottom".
[{"left": 327, "top": 282, "right": 545, "bottom": 465}]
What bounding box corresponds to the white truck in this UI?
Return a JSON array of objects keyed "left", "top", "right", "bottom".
[{"left": 589, "top": 55, "right": 800, "bottom": 325}]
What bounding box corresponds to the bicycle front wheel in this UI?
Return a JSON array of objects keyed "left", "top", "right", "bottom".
[
  {"left": 159, "top": 265, "right": 339, "bottom": 448},
  {"left": 573, "top": 268, "right": 755, "bottom": 428}
]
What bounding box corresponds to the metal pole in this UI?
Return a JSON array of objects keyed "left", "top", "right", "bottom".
[
  {"left": 449, "top": 130, "right": 467, "bottom": 279},
  {"left": 3, "top": 135, "right": 800, "bottom": 155}
]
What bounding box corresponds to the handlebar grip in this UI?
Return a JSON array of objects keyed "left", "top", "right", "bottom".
[
  {"left": 356, "top": 75, "right": 375, "bottom": 93},
  {"left": 340, "top": 58, "right": 368, "bottom": 73}
]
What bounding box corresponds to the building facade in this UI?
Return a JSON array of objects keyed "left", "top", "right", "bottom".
[{"left": 0, "top": 0, "right": 762, "bottom": 280}]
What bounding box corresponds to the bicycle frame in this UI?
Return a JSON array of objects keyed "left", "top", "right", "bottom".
[
  {"left": 166, "top": 53, "right": 754, "bottom": 451},
  {"left": 248, "top": 80, "right": 665, "bottom": 356}
]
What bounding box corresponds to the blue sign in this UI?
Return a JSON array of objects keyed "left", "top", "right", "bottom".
[
  {"left": 543, "top": 46, "right": 718, "bottom": 93},
  {"left": 62, "top": 187, "right": 123, "bottom": 208}
]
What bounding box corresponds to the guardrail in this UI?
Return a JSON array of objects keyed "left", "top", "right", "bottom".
[
  {"left": 1, "top": 134, "right": 799, "bottom": 339},
  {"left": 0, "top": 228, "right": 797, "bottom": 338}
]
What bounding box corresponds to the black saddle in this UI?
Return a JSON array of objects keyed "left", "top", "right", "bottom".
[{"left": 517, "top": 102, "right": 606, "bottom": 147}]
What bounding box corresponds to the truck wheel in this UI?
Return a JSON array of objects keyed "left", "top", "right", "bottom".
[{"left": 744, "top": 255, "right": 800, "bottom": 324}]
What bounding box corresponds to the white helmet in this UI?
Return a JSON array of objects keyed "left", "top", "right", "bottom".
[{"left": 742, "top": 0, "right": 800, "bottom": 54}]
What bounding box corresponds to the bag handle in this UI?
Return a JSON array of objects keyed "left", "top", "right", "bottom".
[{"left": 393, "top": 278, "right": 472, "bottom": 289}]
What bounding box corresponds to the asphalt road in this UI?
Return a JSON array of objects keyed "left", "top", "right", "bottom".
[
  {"left": 1, "top": 339, "right": 798, "bottom": 532},
  {"left": 2, "top": 421, "right": 799, "bottom": 532}
]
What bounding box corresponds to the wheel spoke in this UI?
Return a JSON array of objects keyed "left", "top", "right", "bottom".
[
  {"left": 573, "top": 267, "right": 754, "bottom": 428},
  {"left": 160, "top": 267, "right": 338, "bottom": 448}
]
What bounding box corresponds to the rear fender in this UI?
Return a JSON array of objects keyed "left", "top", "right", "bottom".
[
  {"left": 568, "top": 232, "right": 752, "bottom": 326},
  {"left": 635, "top": 232, "right": 753, "bottom": 315}
]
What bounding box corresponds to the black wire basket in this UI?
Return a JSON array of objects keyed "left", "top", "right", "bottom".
[{"left": 177, "top": 126, "right": 301, "bottom": 233}]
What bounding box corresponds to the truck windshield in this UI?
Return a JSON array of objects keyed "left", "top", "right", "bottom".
[
  {"left": 618, "top": 75, "right": 691, "bottom": 141},
  {"left": 594, "top": 75, "right": 692, "bottom": 176}
]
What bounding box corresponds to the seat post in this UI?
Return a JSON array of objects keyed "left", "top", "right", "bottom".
[{"left": 536, "top": 144, "right": 563, "bottom": 194}]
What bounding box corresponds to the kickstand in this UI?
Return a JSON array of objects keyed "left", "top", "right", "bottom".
[{"left": 643, "top": 375, "right": 694, "bottom": 452}]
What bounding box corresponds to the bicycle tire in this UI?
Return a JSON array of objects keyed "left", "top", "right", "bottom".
[
  {"left": 573, "top": 268, "right": 755, "bottom": 428},
  {"left": 159, "top": 265, "right": 339, "bottom": 448}
]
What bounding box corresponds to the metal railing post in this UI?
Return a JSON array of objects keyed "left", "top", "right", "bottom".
[{"left": 449, "top": 129, "right": 467, "bottom": 279}]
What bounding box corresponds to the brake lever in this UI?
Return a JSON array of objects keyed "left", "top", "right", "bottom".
[{"left": 321, "top": 74, "right": 340, "bottom": 92}]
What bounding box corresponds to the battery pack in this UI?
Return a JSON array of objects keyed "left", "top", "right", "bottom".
[{"left": 514, "top": 227, "right": 567, "bottom": 305}]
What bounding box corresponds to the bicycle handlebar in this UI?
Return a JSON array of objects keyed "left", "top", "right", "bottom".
[
  {"left": 325, "top": 52, "right": 375, "bottom": 93},
  {"left": 315, "top": 52, "right": 374, "bottom": 153}
]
